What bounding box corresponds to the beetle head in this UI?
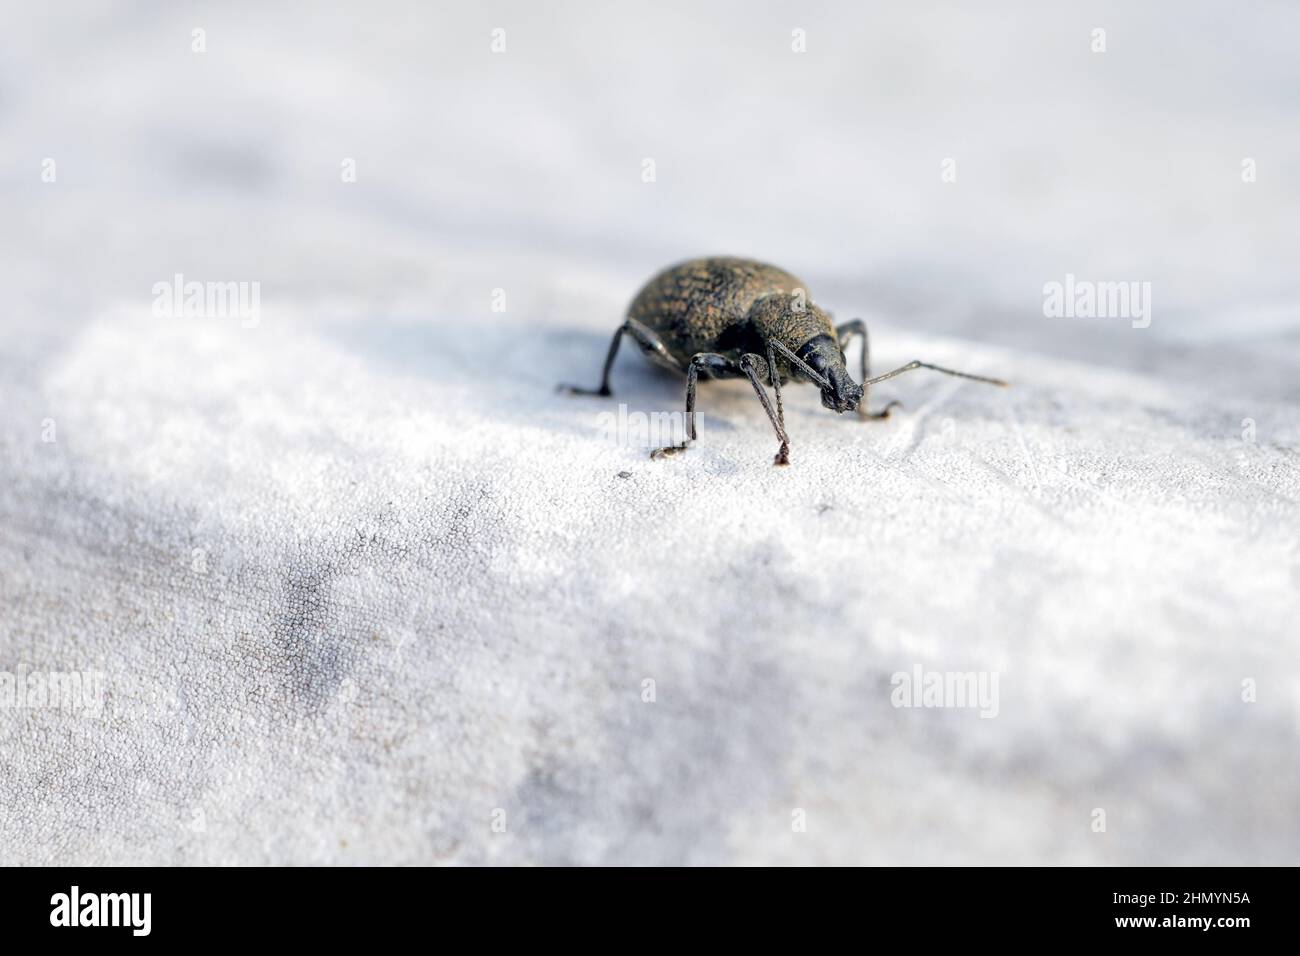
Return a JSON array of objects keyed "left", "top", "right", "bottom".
[{"left": 796, "top": 334, "right": 862, "bottom": 413}]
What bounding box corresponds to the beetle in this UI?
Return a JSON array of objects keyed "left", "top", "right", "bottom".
[{"left": 559, "top": 256, "right": 1007, "bottom": 465}]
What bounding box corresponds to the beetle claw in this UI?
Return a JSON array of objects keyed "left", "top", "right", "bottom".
[
  {"left": 557, "top": 383, "right": 612, "bottom": 397},
  {"left": 860, "top": 400, "right": 901, "bottom": 420},
  {"left": 650, "top": 443, "right": 688, "bottom": 460}
]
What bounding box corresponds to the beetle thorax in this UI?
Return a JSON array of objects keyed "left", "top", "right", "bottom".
[{"left": 745, "top": 293, "right": 836, "bottom": 352}]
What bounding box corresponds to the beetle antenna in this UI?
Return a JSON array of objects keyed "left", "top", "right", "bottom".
[
  {"left": 862, "top": 361, "right": 1008, "bottom": 389},
  {"left": 768, "top": 339, "right": 829, "bottom": 389}
]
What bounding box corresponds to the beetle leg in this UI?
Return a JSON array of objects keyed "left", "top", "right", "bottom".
[
  {"left": 835, "top": 319, "right": 901, "bottom": 420},
  {"left": 650, "top": 352, "right": 733, "bottom": 459},
  {"left": 764, "top": 341, "right": 788, "bottom": 451},
  {"left": 740, "top": 352, "right": 791, "bottom": 466},
  {"left": 862, "top": 360, "right": 1009, "bottom": 390},
  {"left": 558, "top": 318, "right": 684, "bottom": 396}
]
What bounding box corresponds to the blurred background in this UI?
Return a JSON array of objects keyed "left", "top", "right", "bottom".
[{"left": 5, "top": 1, "right": 1300, "bottom": 383}]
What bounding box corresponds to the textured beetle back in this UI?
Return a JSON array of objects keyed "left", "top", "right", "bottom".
[{"left": 627, "top": 257, "right": 809, "bottom": 364}]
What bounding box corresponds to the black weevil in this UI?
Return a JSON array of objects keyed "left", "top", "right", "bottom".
[{"left": 560, "top": 257, "right": 1007, "bottom": 465}]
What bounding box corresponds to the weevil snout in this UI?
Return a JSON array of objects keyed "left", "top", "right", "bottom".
[
  {"left": 821, "top": 369, "right": 863, "bottom": 413},
  {"left": 798, "top": 333, "right": 861, "bottom": 413}
]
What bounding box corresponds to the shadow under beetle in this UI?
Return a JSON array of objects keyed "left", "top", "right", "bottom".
[{"left": 559, "top": 257, "right": 1008, "bottom": 465}]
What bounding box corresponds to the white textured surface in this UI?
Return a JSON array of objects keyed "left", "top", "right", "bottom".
[{"left": 2, "top": 2, "right": 1299, "bottom": 865}]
